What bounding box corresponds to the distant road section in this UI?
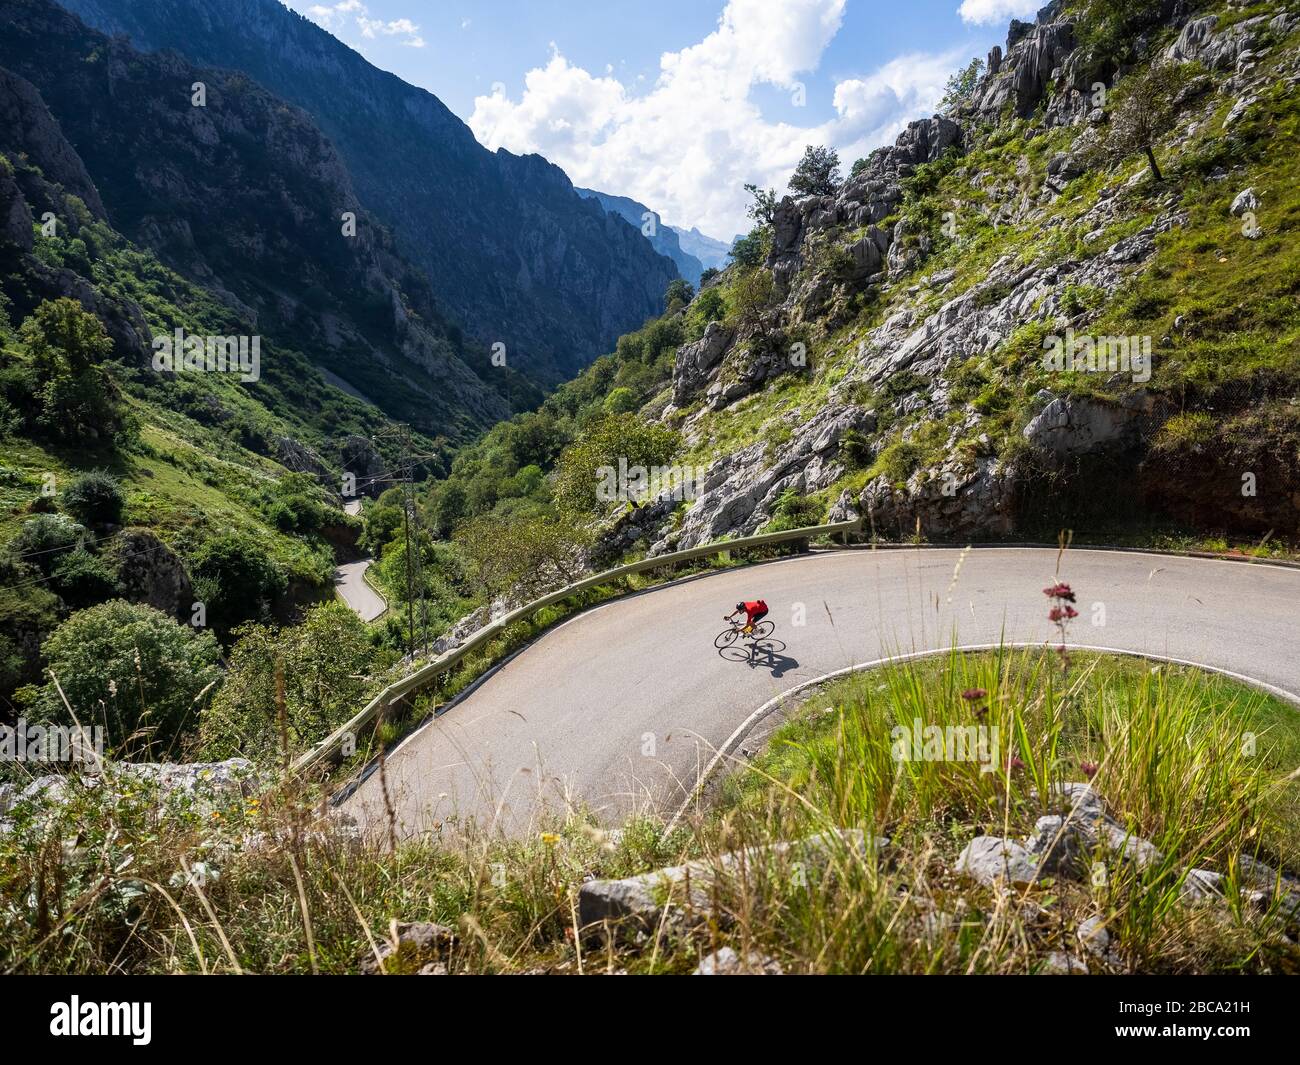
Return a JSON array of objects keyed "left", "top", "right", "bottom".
[{"left": 335, "top": 559, "right": 386, "bottom": 622}]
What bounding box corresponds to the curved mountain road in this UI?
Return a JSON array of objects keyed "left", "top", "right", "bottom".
[
  {"left": 334, "top": 559, "right": 386, "bottom": 623},
  {"left": 344, "top": 547, "right": 1300, "bottom": 838}
]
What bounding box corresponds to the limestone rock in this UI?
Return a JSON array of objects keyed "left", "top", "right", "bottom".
[{"left": 956, "top": 836, "right": 1040, "bottom": 886}]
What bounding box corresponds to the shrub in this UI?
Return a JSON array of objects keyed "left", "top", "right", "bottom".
[
  {"left": 190, "top": 532, "right": 287, "bottom": 634},
  {"left": 201, "top": 602, "right": 380, "bottom": 763},
  {"left": 764, "top": 488, "right": 824, "bottom": 533},
  {"left": 603, "top": 387, "right": 639, "bottom": 415},
  {"left": 840, "top": 428, "right": 874, "bottom": 468},
  {"left": 727, "top": 267, "right": 775, "bottom": 327},
  {"left": 31, "top": 600, "right": 223, "bottom": 758},
  {"left": 730, "top": 228, "right": 771, "bottom": 270},
  {"left": 61, "top": 470, "right": 125, "bottom": 527},
  {"left": 8, "top": 513, "right": 87, "bottom": 574},
  {"left": 551, "top": 414, "right": 681, "bottom": 516},
  {"left": 664, "top": 278, "right": 695, "bottom": 309},
  {"left": 50, "top": 548, "right": 118, "bottom": 610}
]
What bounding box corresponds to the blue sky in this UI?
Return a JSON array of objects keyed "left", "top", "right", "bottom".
[{"left": 285, "top": 0, "right": 1040, "bottom": 236}]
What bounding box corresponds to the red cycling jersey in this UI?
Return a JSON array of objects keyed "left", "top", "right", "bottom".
[{"left": 743, "top": 600, "right": 768, "bottom": 624}]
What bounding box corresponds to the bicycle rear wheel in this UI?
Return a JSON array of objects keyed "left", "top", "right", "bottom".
[{"left": 751, "top": 620, "right": 775, "bottom": 640}]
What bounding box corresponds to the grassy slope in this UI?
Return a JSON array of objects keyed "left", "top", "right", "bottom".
[{"left": 0, "top": 153, "right": 431, "bottom": 601}]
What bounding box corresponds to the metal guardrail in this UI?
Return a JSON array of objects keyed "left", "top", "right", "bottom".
[{"left": 291, "top": 516, "right": 863, "bottom": 775}]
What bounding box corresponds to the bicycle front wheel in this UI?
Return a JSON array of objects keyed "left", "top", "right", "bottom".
[{"left": 714, "top": 627, "right": 740, "bottom": 649}]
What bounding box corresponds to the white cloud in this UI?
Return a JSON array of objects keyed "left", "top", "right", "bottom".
[
  {"left": 303, "top": 2, "right": 424, "bottom": 47},
  {"left": 957, "top": 0, "right": 1040, "bottom": 26},
  {"left": 305, "top": 0, "right": 364, "bottom": 30},
  {"left": 469, "top": 0, "right": 962, "bottom": 237},
  {"left": 830, "top": 47, "right": 968, "bottom": 163}
]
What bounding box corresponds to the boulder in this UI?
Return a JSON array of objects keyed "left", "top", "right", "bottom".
[
  {"left": 1040, "top": 951, "right": 1088, "bottom": 975},
  {"left": 1022, "top": 393, "right": 1153, "bottom": 464},
  {"left": 1230, "top": 187, "right": 1259, "bottom": 217},
  {"left": 1030, "top": 782, "right": 1163, "bottom": 874},
  {"left": 1027, "top": 814, "right": 1087, "bottom": 877},
  {"left": 955, "top": 836, "right": 1040, "bottom": 886},
  {"left": 1180, "top": 868, "right": 1225, "bottom": 903},
  {"left": 578, "top": 829, "right": 883, "bottom": 935},
  {"left": 108, "top": 529, "right": 194, "bottom": 620},
  {"left": 1076, "top": 915, "right": 1110, "bottom": 958},
  {"left": 360, "top": 921, "right": 458, "bottom": 975}
]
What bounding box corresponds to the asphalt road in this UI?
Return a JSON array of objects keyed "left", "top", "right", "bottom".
[
  {"left": 344, "top": 547, "right": 1300, "bottom": 838},
  {"left": 334, "top": 559, "right": 386, "bottom": 623}
]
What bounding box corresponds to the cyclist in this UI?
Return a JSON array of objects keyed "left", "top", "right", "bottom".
[{"left": 725, "top": 599, "right": 769, "bottom": 637}]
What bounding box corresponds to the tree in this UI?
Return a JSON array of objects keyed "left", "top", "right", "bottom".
[
  {"left": 361, "top": 490, "right": 405, "bottom": 553},
  {"left": 500, "top": 410, "right": 569, "bottom": 470},
  {"left": 664, "top": 278, "right": 695, "bottom": 309},
  {"left": 61, "top": 470, "right": 125, "bottom": 527},
  {"left": 454, "top": 514, "right": 587, "bottom": 599},
  {"left": 200, "top": 602, "right": 379, "bottom": 763},
  {"left": 429, "top": 480, "right": 468, "bottom": 538},
  {"left": 551, "top": 414, "right": 681, "bottom": 516},
  {"left": 1098, "top": 63, "right": 1191, "bottom": 183},
  {"left": 32, "top": 600, "right": 223, "bottom": 758},
  {"left": 603, "top": 387, "right": 639, "bottom": 415},
  {"left": 743, "top": 183, "right": 778, "bottom": 225},
  {"left": 788, "top": 145, "right": 841, "bottom": 198},
  {"left": 728, "top": 265, "right": 775, "bottom": 327},
  {"left": 942, "top": 58, "right": 985, "bottom": 111},
  {"left": 699, "top": 267, "right": 721, "bottom": 287},
  {"left": 18, "top": 298, "right": 121, "bottom": 442},
  {"left": 730, "top": 228, "right": 770, "bottom": 269}
]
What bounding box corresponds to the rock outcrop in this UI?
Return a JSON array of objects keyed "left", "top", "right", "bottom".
[
  {"left": 108, "top": 530, "right": 195, "bottom": 620},
  {"left": 652, "top": 405, "right": 876, "bottom": 551},
  {"left": 578, "top": 829, "right": 884, "bottom": 936}
]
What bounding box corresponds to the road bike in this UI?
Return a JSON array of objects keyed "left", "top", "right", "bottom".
[{"left": 714, "top": 617, "right": 775, "bottom": 649}]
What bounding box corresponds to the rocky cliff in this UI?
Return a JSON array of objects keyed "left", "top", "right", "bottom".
[
  {"left": 599, "top": 0, "right": 1300, "bottom": 554},
  {"left": 56, "top": 0, "right": 680, "bottom": 386},
  {"left": 577, "top": 188, "right": 707, "bottom": 287}
]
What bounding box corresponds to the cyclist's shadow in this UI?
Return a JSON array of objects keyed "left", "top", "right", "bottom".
[{"left": 718, "top": 638, "right": 799, "bottom": 678}]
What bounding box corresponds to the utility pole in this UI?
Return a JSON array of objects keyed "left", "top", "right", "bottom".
[
  {"left": 399, "top": 424, "right": 418, "bottom": 659},
  {"left": 396, "top": 422, "right": 433, "bottom": 659}
]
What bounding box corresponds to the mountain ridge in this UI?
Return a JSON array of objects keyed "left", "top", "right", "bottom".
[
  {"left": 55, "top": 0, "right": 680, "bottom": 385},
  {"left": 575, "top": 187, "right": 710, "bottom": 287}
]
